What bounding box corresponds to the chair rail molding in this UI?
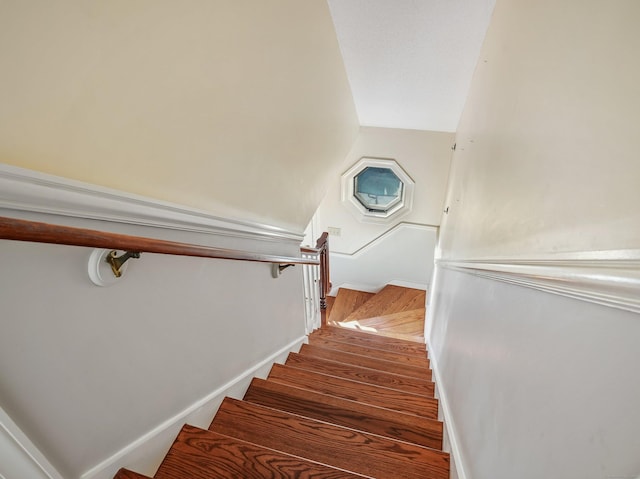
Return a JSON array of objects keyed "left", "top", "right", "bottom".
[
  {"left": 438, "top": 251, "right": 640, "bottom": 315},
  {"left": 0, "top": 164, "right": 303, "bottom": 244}
]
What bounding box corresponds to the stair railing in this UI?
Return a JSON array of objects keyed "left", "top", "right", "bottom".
[
  {"left": 302, "top": 232, "right": 330, "bottom": 328},
  {"left": 0, "top": 216, "right": 329, "bottom": 330},
  {"left": 0, "top": 216, "right": 319, "bottom": 267},
  {"left": 300, "top": 232, "right": 329, "bottom": 330},
  {"left": 316, "top": 232, "right": 330, "bottom": 316}
]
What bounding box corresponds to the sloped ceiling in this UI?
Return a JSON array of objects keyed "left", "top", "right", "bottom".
[{"left": 328, "top": 0, "right": 496, "bottom": 132}]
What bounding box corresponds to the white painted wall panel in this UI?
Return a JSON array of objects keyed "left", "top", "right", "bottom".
[
  {"left": 428, "top": 267, "right": 640, "bottom": 479},
  {"left": 330, "top": 224, "right": 436, "bottom": 294},
  {"left": 312, "top": 127, "right": 451, "bottom": 291},
  {"left": 315, "top": 127, "right": 453, "bottom": 255},
  {"left": 428, "top": 1, "right": 640, "bottom": 477},
  {"left": 0, "top": 235, "right": 305, "bottom": 478}
]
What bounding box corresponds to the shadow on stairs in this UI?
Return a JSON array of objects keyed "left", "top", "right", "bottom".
[{"left": 115, "top": 285, "right": 447, "bottom": 479}]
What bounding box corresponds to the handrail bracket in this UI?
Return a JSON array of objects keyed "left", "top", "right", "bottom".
[
  {"left": 271, "top": 263, "right": 295, "bottom": 278},
  {"left": 106, "top": 251, "right": 141, "bottom": 278}
]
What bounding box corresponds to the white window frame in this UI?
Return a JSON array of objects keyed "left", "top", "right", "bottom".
[{"left": 341, "top": 157, "right": 415, "bottom": 223}]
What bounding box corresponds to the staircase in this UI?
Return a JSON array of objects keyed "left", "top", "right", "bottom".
[{"left": 115, "top": 285, "right": 448, "bottom": 479}]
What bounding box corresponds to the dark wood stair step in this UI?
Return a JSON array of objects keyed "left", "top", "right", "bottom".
[
  {"left": 154, "top": 424, "right": 366, "bottom": 479},
  {"left": 113, "top": 470, "right": 151, "bottom": 479},
  {"left": 308, "top": 336, "right": 430, "bottom": 368},
  {"left": 285, "top": 352, "right": 435, "bottom": 396},
  {"left": 268, "top": 364, "right": 439, "bottom": 419},
  {"left": 209, "top": 398, "right": 449, "bottom": 479},
  {"left": 299, "top": 343, "right": 431, "bottom": 380},
  {"left": 245, "top": 378, "right": 443, "bottom": 449},
  {"left": 313, "top": 327, "right": 427, "bottom": 356}
]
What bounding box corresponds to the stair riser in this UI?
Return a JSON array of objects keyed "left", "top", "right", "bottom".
[
  {"left": 210, "top": 398, "right": 450, "bottom": 479},
  {"left": 299, "top": 343, "right": 432, "bottom": 380},
  {"left": 308, "top": 336, "right": 430, "bottom": 368},
  {"left": 286, "top": 353, "right": 435, "bottom": 397},
  {"left": 245, "top": 378, "right": 443, "bottom": 449},
  {"left": 314, "top": 328, "right": 427, "bottom": 356},
  {"left": 155, "top": 425, "right": 365, "bottom": 479},
  {"left": 268, "top": 364, "right": 439, "bottom": 419}
]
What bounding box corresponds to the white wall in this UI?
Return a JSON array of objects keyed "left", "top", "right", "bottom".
[
  {"left": 0, "top": 169, "right": 310, "bottom": 479},
  {"left": 329, "top": 224, "right": 437, "bottom": 294},
  {"left": 316, "top": 127, "right": 453, "bottom": 254},
  {"left": 438, "top": 0, "right": 640, "bottom": 260},
  {"left": 0, "top": 0, "right": 358, "bottom": 232},
  {"left": 429, "top": 268, "right": 640, "bottom": 479},
  {"left": 0, "top": 228, "right": 306, "bottom": 479},
  {"left": 429, "top": 1, "right": 640, "bottom": 478},
  {"left": 313, "top": 127, "right": 452, "bottom": 291}
]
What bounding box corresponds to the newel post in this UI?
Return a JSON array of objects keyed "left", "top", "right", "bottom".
[{"left": 316, "top": 232, "right": 330, "bottom": 326}]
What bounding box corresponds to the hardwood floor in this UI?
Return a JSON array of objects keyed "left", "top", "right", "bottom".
[{"left": 327, "top": 286, "right": 427, "bottom": 342}]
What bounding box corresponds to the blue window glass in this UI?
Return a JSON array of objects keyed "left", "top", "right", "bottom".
[{"left": 353, "top": 167, "right": 403, "bottom": 212}]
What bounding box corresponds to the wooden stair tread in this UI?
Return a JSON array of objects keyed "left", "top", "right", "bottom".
[
  {"left": 344, "top": 308, "right": 426, "bottom": 328},
  {"left": 313, "top": 327, "right": 427, "bottom": 355},
  {"left": 113, "top": 470, "right": 151, "bottom": 479},
  {"left": 286, "top": 352, "right": 435, "bottom": 396},
  {"left": 268, "top": 364, "right": 439, "bottom": 419},
  {"left": 245, "top": 378, "right": 443, "bottom": 449},
  {"left": 155, "top": 424, "right": 364, "bottom": 479},
  {"left": 111, "top": 284, "right": 449, "bottom": 479},
  {"left": 327, "top": 288, "right": 375, "bottom": 323},
  {"left": 299, "top": 343, "right": 431, "bottom": 380},
  {"left": 321, "top": 325, "right": 427, "bottom": 349},
  {"left": 308, "top": 336, "right": 430, "bottom": 368},
  {"left": 209, "top": 398, "right": 449, "bottom": 479},
  {"left": 343, "top": 285, "right": 426, "bottom": 321},
  {"left": 332, "top": 308, "right": 426, "bottom": 342}
]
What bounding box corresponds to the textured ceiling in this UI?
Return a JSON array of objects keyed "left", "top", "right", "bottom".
[{"left": 327, "top": 0, "right": 496, "bottom": 132}]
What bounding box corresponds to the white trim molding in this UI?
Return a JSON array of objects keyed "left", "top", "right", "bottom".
[
  {"left": 0, "top": 407, "right": 64, "bottom": 479},
  {"left": 424, "top": 335, "right": 468, "bottom": 479},
  {"left": 81, "top": 336, "right": 306, "bottom": 479},
  {"left": 332, "top": 222, "right": 438, "bottom": 258},
  {"left": 438, "top": 251, "right": 640, "bottom": 314},
  {"left": 328, "top": 223, "right": 437, "bottom": 296},
  {"left": 340, "top": 157, "right": 415, "bottom": 224},
  {"left": 0, "top": 164, "right": 303, "bottom": 243}
]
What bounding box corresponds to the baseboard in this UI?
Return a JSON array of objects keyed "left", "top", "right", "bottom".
[
  {"left": 329, "top": 280, "right": 428, "bottom": 296},
  {"left": 387, "top": 279, "right": 429, "bottom": 291},
  {"left": 80, "top": 336, "right": 306, "bottom": 479},
  {"left": 425, "top": 334, "right": 469, "bottom": 479}
]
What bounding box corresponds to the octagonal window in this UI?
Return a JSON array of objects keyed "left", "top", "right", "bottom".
[
  {"left": 354, "top": 167, "right": 404, "bottom": 212},
  {"left": 341, "top": 158, "right": 415, "bottom": 223}
]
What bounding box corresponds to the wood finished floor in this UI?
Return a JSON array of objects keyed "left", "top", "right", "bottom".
[{"left": 327, "top": 286, "right": 427, "bottom": 343}]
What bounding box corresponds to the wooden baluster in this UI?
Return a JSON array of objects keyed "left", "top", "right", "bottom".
[{"left": 315, "top": 232, "right": 330, "bottom": 327}]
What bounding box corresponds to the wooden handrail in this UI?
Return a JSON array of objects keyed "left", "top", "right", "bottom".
[{"left": 0, "top": 217, "right": 319, "bottom": 266}]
